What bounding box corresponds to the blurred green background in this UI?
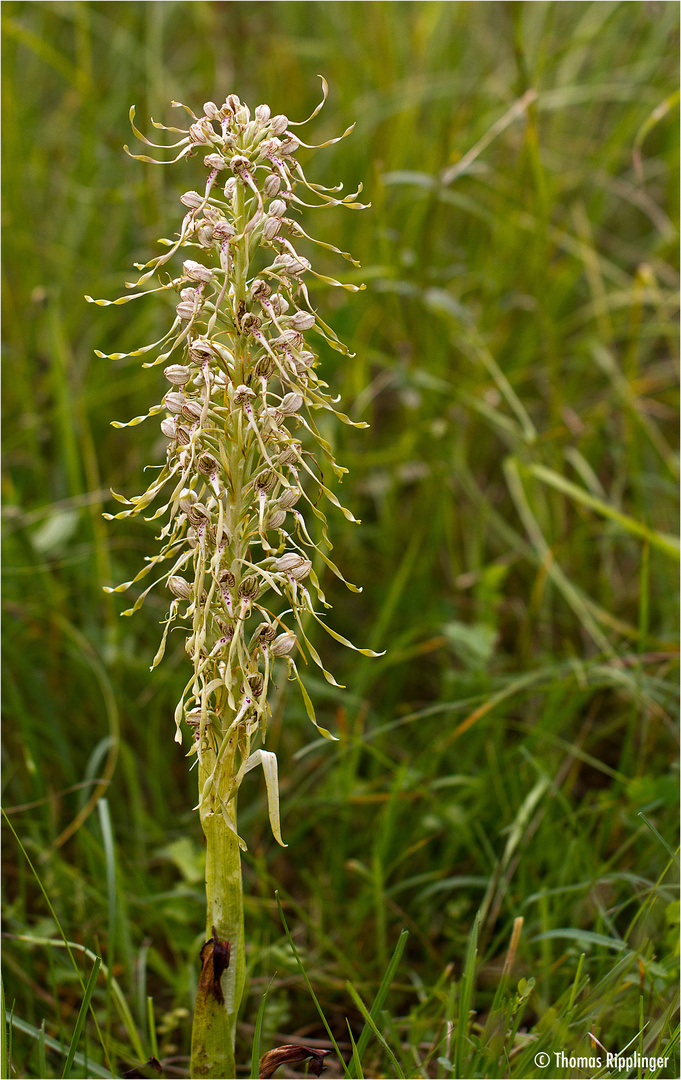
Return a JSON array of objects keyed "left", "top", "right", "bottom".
[{"left": 2, "top": 2, "right": 679, "bottom": 1077}]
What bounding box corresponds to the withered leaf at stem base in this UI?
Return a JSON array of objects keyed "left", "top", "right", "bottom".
[
  {"left": 259, "top": 1044, "right": 333, "bottom": 1079},
  {"left": 197, "top": 925, "right": 231, "bottom": 1005}
]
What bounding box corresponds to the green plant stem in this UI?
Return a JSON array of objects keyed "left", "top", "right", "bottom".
[
  {"left": 191, "top": 134, "right": 250, "bottom": 1080},
  {"left": 190, "top": 735, "right": 245, "bottom": 1079}
]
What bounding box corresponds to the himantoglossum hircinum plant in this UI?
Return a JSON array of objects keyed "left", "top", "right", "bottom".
[{"left": 87, "top": 80, "right": 379, "bottom": 1079}]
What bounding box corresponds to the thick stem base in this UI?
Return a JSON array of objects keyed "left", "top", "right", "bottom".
[{"left": 190, "top": 741, "right": 245, "bottom": 1079}]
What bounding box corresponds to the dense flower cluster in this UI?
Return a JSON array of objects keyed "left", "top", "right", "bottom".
[{"left": 89, "top": 82, "right": 376, "bottom": 841}]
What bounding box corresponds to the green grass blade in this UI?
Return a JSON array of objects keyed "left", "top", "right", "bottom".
[
  {"left": 97, "top": 796, "right": 118, "bottom": 1037},
  {"left": 38, "top": 1019, "right": 48, "bottom": 1080},
  {"left": 250, "top": 976, "right": 275, "bottom": 1080},
  {"left": 530, "top": 928, "right": 627, "bottom": 951},
  {"left": 9, "top": 934, "right": 145, "bottom": 1063},
  {"left": 6, "top": 1013, "right": 113, "bottom": 1079},
  {"left": 634, "top": 88, "right": 681, "bottom": 163},
  {"left": 455, "top": 912, "right": 480, "bottom": 1078},
  {"left": 345, "top": 982, "right": 404, "bottom": 1079},
  {"left": 638, "top": 812, "right": 680, "bottom": 867},
  {"left": 566, "top": 953, "right": 586, "bottom": 1017},
  {"left": 275, "top": 892, "right": 351, "bottom": 1078},
  {"left": 146, "top": 997, "right": 158, "bottom": 1062},
  {"left": 345, "top": 1018, "right": 364, "bottom": 1079},
  {"left": 355, "top": 929, "right": 408, "bottom": 1059},
  {"left": 61, "top": 956, "right": 101, "bottom": 1079},
  {"left": 2, "top": 812, "right": 83, "bottom": 983},
  {"left": 503, "top": 457, "right": 615, "bottom": 655},
  {"left": 1, "top": 988, "right": 10, "bottom": 1080},
  {"left": 528, "top": 463, "right": 680, "bottom": 559}
]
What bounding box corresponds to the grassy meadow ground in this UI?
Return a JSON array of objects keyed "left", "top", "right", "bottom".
[{"left": 2, "top": 2, "right": 679, "bottom": 1077}]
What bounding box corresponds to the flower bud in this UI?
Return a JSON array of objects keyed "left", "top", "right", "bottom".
[
  {"left": 224, "top": 177, "right": 237, "bottom": 199},
  {"left": 161, "top": 416, "right": 178, "bottom": 438},
  {"left": 269, "top": 294, "right": 289, "bottom": 316},
  {"left": 274, "top": 553, "right": 303, "bottom": 572},
  {"left": 274, "top": 553, "right": 311, "bottom": 580},
  {"left": 272, "top": 329, "right": 303, "bottom": 350},
  {"left": 165, "top": 392, "right": 186, "bottom": 414},
  {"left": 233, "top": 384, "right": 256, "bottom": 406},
  {"left": 235, "top": 103, "right": 251, "bottom": 125},
  {"left": 273, "top": 253, "right": 310, "bottom": 277},
  {"left": 197, "top": 452, "right": 219, "bottom": 476},
  {"left": 180, "top": 287, "right": 198, "bottom": 301},
  {"left": 187, "top": 502, "right": 210, "bottom": 525},
  {"left": 230, "top": 155, "right": 251, "bottom": 176},
  {"left": 204, "top": 153, "right": 226, "bottom": 170},
  {"left": 238, "top": 575, "right": 260, "bottom": 600},
  {"left": 168, "top": 575, "right": 192, "bottom": 599},
  {"left": 268, "top": 199, "right": 287, "bottom": 218},
  {"left": 279, "top": 136, "right": 300, "bottom": 156},
  {"left": 254, "top": 355, "right": 274, "bottom": 380},
  {"left": 183, "top": 260, "right": 214, "bottom": 282},
  {"left": 266, "top": 508, "right": 287, "bottom": 529},
  {"left": 212, "top": 220, "right": 236, "bottom": 242},
  {"left": 250, "top": 622, "right": 276, "bottom": 646},
  {"left": 188, "top": 338, "right": 214, "bottom": 362},
  {"left": 240, "top": 312, "right": 262, "bottom": 334},
  {"left": 262, "top": 216, "right": 282, "bottom": 241},
  {"left": 179, "top": 489, "right": 198, "bottom": 513},
  {"left": 180, "top": 190, "right": 204, "bottom": 208},
  {"left": 164, "top": 364, "right": 191, "bottom": 385},
  {"left": 244, "top": 671, "right": 264, "bottom": 696},
  {"left": 278, "top": 444, "right": 301, "bottom": 464},
  {"left": 225, "top": 94, "right": 242, "bottom": 114},
  {"left": 270, "top": 632, "right": 297, "bottom": 657},
  {"left": 250, "top": 279, "right": 271, "bottom": 302},
  {"left": 189, "top": 122, "right": 211, "bottom": 144},
  {"left": 270, "top": 114, "right": 288, "bottom": 136},
  {"left": 203, "top": 101, "right": 220, "bottom": 119},
  {"left": 258, "top": 138, "right": 281, "bottom": 161},
  {"left": 176, "top": 300, "right": 197, "bottom": 321},
  {"left": 290, "top": 310, "right": 315, "bottom": 331},
  {"left": 209, "top": 521, "right": 228, "bottom": 545},
  {"left": 181, "top": 400, "right": 203, "bottom": 422},
  {"left": 255, "top": 104, "right": 271, "bottom": 124},
  {"left": 263, "top": 173, "right": 281, "bottom": 198},
  {"left": 277, "top": 487, "right": 301, "bottom": 509},
  {"left": 279, "top": 392, "right": 304, "bottom": 415},
  {"left": 255, "top": 470, "right": 276, "bottom": 493}
]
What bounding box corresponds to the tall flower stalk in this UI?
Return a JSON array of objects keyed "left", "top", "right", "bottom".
[{"left": 89, "top": 82, "right": 377, "bottom": 1078}]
